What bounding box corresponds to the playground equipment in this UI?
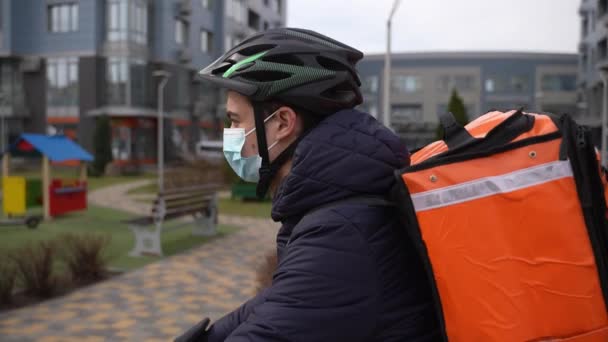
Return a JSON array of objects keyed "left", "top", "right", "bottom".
[{"left": 2, "top": 134, "right": 93, "bottom": 221}]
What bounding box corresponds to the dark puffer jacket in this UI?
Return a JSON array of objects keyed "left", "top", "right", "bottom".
[{"left": 206, "top": 109, "right": 440, "bottom": 341}]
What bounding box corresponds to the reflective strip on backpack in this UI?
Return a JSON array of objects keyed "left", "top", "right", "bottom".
[{"left": 411, "top": 160, "right": 573, "bottom": 212}]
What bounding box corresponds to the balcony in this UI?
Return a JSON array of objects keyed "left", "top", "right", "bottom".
[
  {"left": 175, "top": 0, "right": 192, "bottom": 16},
  {"left": 600, "top": 0, "right": 608, "bottom": 26},
  {"left": 598, "top": 58, "right": 608, "bottom": 72}
]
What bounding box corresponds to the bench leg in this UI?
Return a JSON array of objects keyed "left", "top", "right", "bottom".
[
  {"left": 192, "top": 194, "right": 218, "bottom": 237},
  {"left": 128, "top": 223, "right": 163, "bottom": 257}
]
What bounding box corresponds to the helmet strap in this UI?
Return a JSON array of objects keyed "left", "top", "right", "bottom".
[
  {"left": 252, "top": 102, "right": 272, "bottom": 198},
  {"left": 252, "top": 101, "right": 315, "bottom": 198}
]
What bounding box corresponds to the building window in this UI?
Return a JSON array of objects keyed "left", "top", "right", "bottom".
[
  {"left": 175, "top": 69, "right": 192, "bottom": 111},
  {"left": 107, "top": 0, "right": 148, "bottom": 44},
  {"left": 107, "top": 58, "right": 128, "bottom": 105},
  {"left": 226, "top": 0, "right": 247, "bottom": 24},
  {"left": 582, "top": 15, "right": 589, "bottom": 38},
  {"left": 130, "top": 60, "right": 146, "bottom": 107},
  {"left": 392, "top": 75, "right": 421, "bottom": 94},
  {"left": 225, "top": 35, "right": 241, "bottom": 51},
  {"left": 541, "top": 74, "right": 577, "bottom": 92},
  {"left": 271, "top": 0, "right": 281, "bottom": 13},
  {"left": 0, "top": 62, "right": 25, "bottom": 116},
  {"left": 248, "top": 10, "right": 260, "bottom": 31},
  {"left": 107, "top": 57, "right": 146, "bottom": 106},
  {"left": 48, "top": 3, "right": 78, "bottom": 33},
  {"left": 484, "top": 75, "right": 530, "bottom": 94},
  {"left": 200, "top": 30, "right": 212, "bottom": 53},
  {"left": 47, "top": 57, "right": 79, "bottom": 109},
  {"left": 362, "top": 75, "right": 379, "bottom": 94},
  {"left": 131, "top": 0, "right": 148, "bottom": 44},
  {"left": 599, "top": 39, "right": 608, "bottom": 60},
  {"left": 175, "top": 19, "right": 189, "bottom": 45},
  {"left": 485, "top": 79, "right": 495, "bottom": 93},
  {"left": 392, "top": 104, "right": 423, "bottom": 124},
  {"left": 437, "top": 75, "right": 476, "bottom": 93},
  {"left": 201, "top": 0, "right": 212, "bottom": 10}
]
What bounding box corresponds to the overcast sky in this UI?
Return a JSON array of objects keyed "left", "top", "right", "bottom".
[{"left": 287, "top": 0, "right": 580, "bottom": 55}]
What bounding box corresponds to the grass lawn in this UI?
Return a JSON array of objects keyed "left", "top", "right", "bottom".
[
  {"left": 219, "top": 198, "right": 271, "bottom": 218},
  {"left": 0, "top": 205, "right": 239, "bottom": 272}
]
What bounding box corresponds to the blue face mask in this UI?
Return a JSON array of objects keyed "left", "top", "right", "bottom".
[{"left": 223, "top": 111, "right": 279, "bottom": 183}]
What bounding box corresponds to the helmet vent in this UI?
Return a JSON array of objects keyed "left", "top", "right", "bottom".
[
  {"left": 239, "top": 44, "right": 276, "bottom": 56},
  {"left": 262, "top": 54, "right": 304, "bottom": 66},
  {"left": 240, "top": 70, "right": 291, "bottom": 82},
  {"left": 316, "top": 56, "right": 349, "bottom": 72}
]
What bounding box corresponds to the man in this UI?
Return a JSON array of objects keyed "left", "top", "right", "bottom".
[{"left": 177, "top": 28, "right": 439, "bottom": 341}]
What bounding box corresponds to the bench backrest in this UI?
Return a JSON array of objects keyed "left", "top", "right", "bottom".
[{"left": 151, "top": 184, "right": 221, "bottom": 221}]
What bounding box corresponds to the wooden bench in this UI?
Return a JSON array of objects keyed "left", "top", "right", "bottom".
[{"left": 125, "top": 184, "right": 221, "bottom": 257}]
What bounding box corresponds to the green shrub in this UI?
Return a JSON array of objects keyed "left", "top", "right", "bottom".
[
  {"left": 11, "top": 241, "right": 57, "bottom": 298},
  {"left": 93, "top": 115, "right": 113, "bottom": 176},
  {"left": 58, "top": 233, "right": 111, "bottom": 284},
  {"left": 0, "top": 253, "right": 17, "bottom": 304}
]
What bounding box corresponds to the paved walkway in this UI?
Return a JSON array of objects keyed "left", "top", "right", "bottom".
[{"left": 0, "top": 181, "right": 279, "bottom": 341}]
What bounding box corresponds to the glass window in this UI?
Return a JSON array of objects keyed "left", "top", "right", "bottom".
[
  {"left": 0, "top": 62, "right": 25, "bottom": 116},
  {"left": 454, "top": 75, "right": 475, "bottom": 91},
  {"left": 392, "top": 75, "right": 421, "bottom": 94},
  {"left": 70, "top": 4, "right": 78, "bottom": 31},
  {"left": 107, "top": 0, "right": 147, "bottom": 44},
  {"left": 362, "top": 76, "right": 378, "bottom": 94},
  {"left": 48, "top": 3, "right": 79, "bottom": 33},
  {"left": 437, "top": 75, "right": 475, "bottom": 92},
  {"left": 107, "top": 57, "right": 129, "bottom": 105},
  {"left": 541, "top": 74, "right": 577, "bottom": 92},
  {"left": 201, "top": 0, "right": 212, "bottom": 9},
  {"left": 176, "top": 69, "right": 192, "bottom": 110},
  {"left": 175, "top": 19, "right": 188, "bottom": 45},
  {"left": 200, "top": 30, "right": 212, "bottom": 53},
  {"left": 484, "top": 74, "right": 529, "bottom": 94},
  {"left": 225, "top": 36, "right": 233, "bottom": 51},
  {"left": 47, "top": 57, "right": 79, "bottom": 109},
  {"left": 130, "top": 60, "right": 146, "bottom": 107},
  {"left": 226, "top": 0, "right": 246, "bottom": 24},
  {"left": 271, "top": 0, "right": 281, "bottom": 13},
  {"left": 485, "top": 79, "right": 495, "bottom": 93},
  {"left": 392, "top": 104, "right": 423, "bottom": 124},
  {"left": 107, "top": 58, "right": 147, "bottom": 106}
]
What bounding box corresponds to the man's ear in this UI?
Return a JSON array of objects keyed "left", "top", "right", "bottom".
[{"left": 275, "top": 106, "right": 298, "bottom": 140}]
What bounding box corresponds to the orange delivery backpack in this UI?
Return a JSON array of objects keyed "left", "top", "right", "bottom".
[{"left": 393, "top": 110, "right": 608, "bottom": 341}]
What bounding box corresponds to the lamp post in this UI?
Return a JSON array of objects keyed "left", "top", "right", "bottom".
[
  {"left": 601, "top": 70, "right": 608, "bottom": 167},
  {"left": 153, "top": 70, "right": 171, "bottom": 195},
  {"left": 0, "top": 92, "right": 5, "bottom": 153},
  {"left": 382, "top": 0, "right": 402, "bottom": 131}
]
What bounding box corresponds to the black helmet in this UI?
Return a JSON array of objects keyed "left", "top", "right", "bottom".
[{"left": 198, "top": 27, "right": 364, "bottom": 115}]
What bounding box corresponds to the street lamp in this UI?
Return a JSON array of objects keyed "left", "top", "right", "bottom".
[
  {"left": 382, "top": 0, "right": 402, "bottom": 131},
  {"left": 0, "top": 92, "right": 5, "bottom": 153},
  {"left": 153, "top": 70, "right": 171, "bottom": 195},
  {"left": 600, "top": 70, "right": 608, "bottom": 167}
]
